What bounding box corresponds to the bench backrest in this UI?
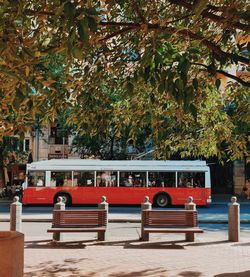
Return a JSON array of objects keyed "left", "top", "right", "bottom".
[
  {"left": 52, "top": 210, "right": 107, "bottom": 228},
  {"left": 142, "top": 210, "right": 198, "bottom": 227}
]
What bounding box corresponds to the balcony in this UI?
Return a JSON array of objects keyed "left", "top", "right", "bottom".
[
  {"left": 48, "top": 145, "right": 69, "bottom": 160},
  {"left": 48, "top": 153, "right": 68, "bottom": 159}
]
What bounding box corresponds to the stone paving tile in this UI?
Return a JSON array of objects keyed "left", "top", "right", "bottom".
[
  {"left": 1, "top": 221, "right": 250, "bottom": 276},
  {"left": 23, "top": 230, "right": 250, "bottom": 277}
]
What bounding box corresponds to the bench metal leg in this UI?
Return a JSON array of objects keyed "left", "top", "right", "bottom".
[
  {"left": 53, "top": 232, "right": 61, "bottom": 242},
  {"left": 98, "top": 231, "right": 105, "bottom": 241},
  {"left": 185, "top": 233, "right": 195, "bottom": 242},
  {"left": 141, "top": 232, "right": 149, "bottom": 241}
]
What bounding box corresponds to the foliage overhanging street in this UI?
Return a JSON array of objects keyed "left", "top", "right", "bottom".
[{"left": 0, "top": 0, "right": 249, "bottom": 161}]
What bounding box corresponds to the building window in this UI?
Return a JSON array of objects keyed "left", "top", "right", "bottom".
[
  {"left": 23, "top": 139, "right": 30, "bottom": 152},
  {"left": 49, "top": 126, "right": 68, "bottom": 145}
]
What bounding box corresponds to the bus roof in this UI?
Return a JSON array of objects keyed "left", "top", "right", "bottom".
[{"left": 27, "top": 159, "right": 209, "bottom": 172}]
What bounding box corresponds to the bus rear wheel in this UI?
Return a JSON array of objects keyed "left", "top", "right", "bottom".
[
  {"left": 154, "top": 193, "right": 171, "bottom": 208},
  {"left": 54, "top": 193, "right": 72, "bottom": 206}
]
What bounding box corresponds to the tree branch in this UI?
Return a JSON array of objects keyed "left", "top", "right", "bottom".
[
  {"left": 100, "top": 21, "right": 249, "bottom": 65},
  {"left": 99, "top": 26, "right": 138, "bottom": 42},
  {"left": 165, "top": 14, "right": 192, "bottom": 24},
  {"left": 192, "top": 62, "right": 250, "bottom": 87},
  {"left": 168, "top": 0, "right": 250, "bottom": 32}
]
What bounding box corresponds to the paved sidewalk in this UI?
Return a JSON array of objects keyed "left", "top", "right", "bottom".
[
  {"left": 1, "top": 220, "right": 250, "bottom": 277},
  {"left": 20, "top": 223, "right": 250, "bottom": 277}
]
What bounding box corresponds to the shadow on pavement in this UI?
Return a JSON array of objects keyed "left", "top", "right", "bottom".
[
  {"left": 25, "top": 239, "right": 92, "bottom": 249},
  {"left": 108, "top": 268, "right": 168, "bottom": 277},
  {"left": 24, "top": 238, "right": 234, "bottom": 250},
  {"left": 93, "top": 239, "right": 185, "bottom": 249},
  {"left": 185, "top": 240, "right": 230, "bottom": 247},
  {"left": 24, "top": 258, "right": 89, "bottom": 277},
  {"left": 214, "top": 271, "right": 250, "bottom": 277},
  {"left": 231, "top": 242, "right": 250, "bottom": 247},
  {"left": 178, "top": 271, "right": 203, "bottom": 277},
  {"left": 124, "top": 240, "right": 184, "bottom": 249},
  {"left": 93, "top": 239, "right": 139, "bottom": 246},
  {"left": 25, "top": 265, "right": 169, "bottom": 277}
]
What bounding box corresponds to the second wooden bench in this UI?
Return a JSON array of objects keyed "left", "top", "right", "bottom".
[{"left": 141, "top": 209, "right": 203, "bottom": 241}]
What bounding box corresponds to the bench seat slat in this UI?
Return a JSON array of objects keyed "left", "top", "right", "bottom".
[
  {"left": 47, "top": 227, "right": 106, "bottom": 233},
  {"left": 143, "top": 227, "right": 204, "bottom": 233}
]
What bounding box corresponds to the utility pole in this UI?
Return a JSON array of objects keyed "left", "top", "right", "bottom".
[
  {"left": 62, "top": 136, "right": 65, "bottom": 159},
  {"left": 36, "top": 128, "right": 39, "bottom": 161}
]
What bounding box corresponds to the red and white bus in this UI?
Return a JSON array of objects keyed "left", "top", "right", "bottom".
[{"left": 22, "top": 159, "right": 211, "bottom": 207}]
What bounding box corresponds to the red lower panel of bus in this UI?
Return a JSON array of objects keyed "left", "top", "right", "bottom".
[{"left": 22, "top": 187, "right": 211, "bottom": 206}]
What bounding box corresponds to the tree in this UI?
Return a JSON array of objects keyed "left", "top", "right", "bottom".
[
  {"left": 0, "top": 136, "right": 29, "bottom": 185},
  {"left": 113, "top": 81, "right": 249, "bottom": 161},
  {"left": 70, "top": 85, "right": 149, "bottom": 159},
  {"left": 0, "top": 0, "right": 249, "bottom": 161}
]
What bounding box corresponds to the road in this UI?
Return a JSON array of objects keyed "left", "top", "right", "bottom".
[{"left": 1, "top": 202, "right": 250, "bottom": 223}]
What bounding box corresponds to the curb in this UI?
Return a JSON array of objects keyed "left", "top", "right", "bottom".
[{"left": 1, "top": 218, "right": 250, "bottom": 224}]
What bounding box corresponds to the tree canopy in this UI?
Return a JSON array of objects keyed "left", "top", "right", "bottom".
[{"left": 0, "top": 0, "right": 249, "bottom": 161}]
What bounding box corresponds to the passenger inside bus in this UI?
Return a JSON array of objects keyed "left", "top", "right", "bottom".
[
  {"left": 178, "top": 172, "right": 205, "bottom": 188},
  {"left": 37, "top": 178, "right": 44, "bottom": 186},
  {"left": 121, "top": 176, "right": 133, "bottom": 187},
  {"left": 96, "top": 174, "right": 107, "bottom": 187},
  {"left": 28, "top": 177, "right": 35, "bottom": 187}
]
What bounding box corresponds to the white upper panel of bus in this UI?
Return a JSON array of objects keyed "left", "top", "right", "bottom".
[{"left": 27, "top": 159, "right": 209, "bottom": 172}]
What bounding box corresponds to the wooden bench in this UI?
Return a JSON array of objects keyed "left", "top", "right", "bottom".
[
  {"left": 47, "top": 209, "right": 107, "bottom": 241},
  {"left": 141, "top": 210, "right": 203, "bottom": 241}
]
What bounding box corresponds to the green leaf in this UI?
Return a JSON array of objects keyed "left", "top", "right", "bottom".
[
  {"left": 192, "top": 78, "right": 198, "bottom": 90},
  {"left": 193, "top": 0, "right": 208, "bottom": 18},
  {"left": 67, "top": 28, "right": 76, "bottom": 51},
  {"left": 13, "top": 97, "right": 20, "bottom": 110},
  {"left": 88, "top": 16, "right": 98, "bottom": 32},
  {"left": 127, "top": 82, "right": 134, "bottom": 92},
  {"left": 16, "top": 88, "right": 25, "bottom": 102},
  {"left": 144, "top": 66, "right": 150, "bottom": 81},
  {"left": 158, "top": 81, "right": 165, "bottom": 94},
  {"left": 150, "top": 77, "right": 156, "bottom": 87},
  {"left": 77, "top": 18, "right": 89, "bottom": 43},
  {"left": 215, "top": 79, "right": 221, "bottom": 90},
  {"left": 72, "top": 46, "right": 83, "bottom": 59},
  {"left": 175, "top": 78, "right": 184, "bottom": 91},
  {"left": 27, "top": 99, "right": 33, "bottom": 109},
  {"left": 85, "top": 7, "right": 99, "bottom": 16},
  {"left": 186, "top": 86, "right": 195, "bottom": 102},
  {"left": 189, "top": 103, "right": 198, "bottom": 118},
  {"left": 64, "top": 2, "right": 75, "bottom": 22},
  {"left": 188, "top": 47, "right": 200, "bottom": 55}
]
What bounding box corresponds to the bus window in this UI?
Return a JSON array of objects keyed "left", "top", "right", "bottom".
[
  {"left": 120, "top": 172, "right": 146, "bottom": 187},
  {"left": 73, "top": 171, "right": 95, "bottom": 187},
  {"left": 96, "top": 171, "right": 118, "bottom": 187},
  {"left": 51, "top": 172, "right": 72, "bottom": 187},
  {"left": 178, "top": 172, "right": 205, "bottom": 188},
  {"left": 28, "top": 171, "right": 45, "bottom": 187},
  {"left": 148, "top": 172, "right": 175, "bottom": 187}
]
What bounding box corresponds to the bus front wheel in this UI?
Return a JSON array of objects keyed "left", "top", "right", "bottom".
[
  {"left": 154, "top": 193, "right": 171, "bottom": 208},
  {"left": 54, "top": 193, "right": 72, "bottom": 206}
]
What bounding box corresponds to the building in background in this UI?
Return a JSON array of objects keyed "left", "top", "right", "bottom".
[{"left": 26, "top": 124, "right": 80, "bottom": 161}]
